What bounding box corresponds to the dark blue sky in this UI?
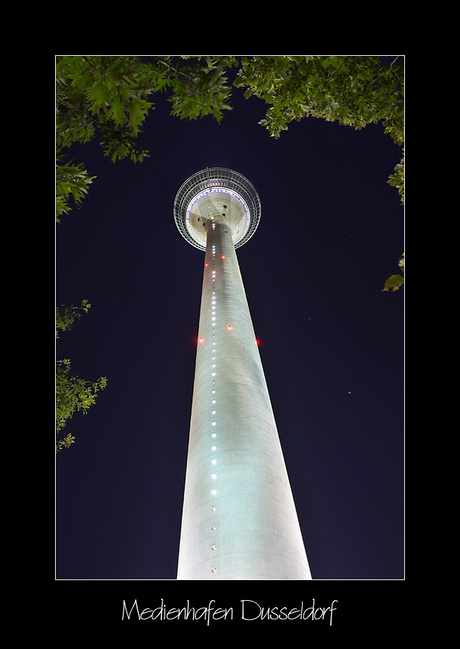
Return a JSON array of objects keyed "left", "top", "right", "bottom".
[{"left": 56, "top": 68, "right": 404, "bottom": 584}]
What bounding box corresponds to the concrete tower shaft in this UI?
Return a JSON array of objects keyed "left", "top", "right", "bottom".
[{"left": 176, "top": 214, "right": 311, "bottom": 579}]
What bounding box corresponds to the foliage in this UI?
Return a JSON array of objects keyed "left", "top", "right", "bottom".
[
  {"left": 56, "top": 299, "right": 91, "bottom": 338},
  {"left": 56, "top": 432, "right": 76, "bottom": 452},
  {"left": 235, "top": 55, "right": 405, "bottom": 295},
  {"left": 56, "top": 55, "right": 238, "bottom": 219},
  {"left": 383, "top": 254, "right": 404, "bottom": 292},
  {"left": 383, "top": 274, "right": 404, "bottom": 292},
  {"left": 56, "top": 55, "right": 163, "bottom": 219},
  {"left": 164, "top": 55, "right": 238, "bottom": 122},
  {"left": 56, "top": 161, "right": 96, "bottom": 222},
  {"left": 56, "top": 55, "right": 163, "bottom": 155},
  {"left": 56, "top": 55, "right": 404, "bottom": 219},
  {"left": 56, "top": 359, "right": 107, "bottom": 451},
  {"left": 56, "top": 301, "right": 107, "bottom": 451},
  {"left": 234, "top": 55, "right": 404, "bottom": 144},
  {"left": 387, "top": 152, "right": 405, "bottom": 205}
]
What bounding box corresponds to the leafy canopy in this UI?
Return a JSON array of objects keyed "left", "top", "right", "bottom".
[
  {"left": 56, "top": 55, "right": 404, "bottom": 218},
  {"left": 235, "top": 55, "right": 403, "bottom": 145},
  {"left": 56, "top": 55, "right": 163, "bottom": 220}
]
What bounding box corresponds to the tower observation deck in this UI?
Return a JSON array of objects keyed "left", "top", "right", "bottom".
[{"left": 174, "top": 167, "right": 311, "bottom": 579}]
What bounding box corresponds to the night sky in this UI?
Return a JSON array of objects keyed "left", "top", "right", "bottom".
[{"left": 55, "top": 66, "right": 404, "bottom": 587}]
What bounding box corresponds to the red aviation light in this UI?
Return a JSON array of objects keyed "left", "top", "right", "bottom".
[
  {"left": 199, "top": 336, "right": 204, "bottom": 344},
  {"left": 227, "top": 325, "right": 232, "bottom": 331},
  {"left": 221, "top": 255, "right": 226, "bottom": 259},
  {"left": 254, "top": 339, "right": 260, "bottom": 345},
  {"left": 205, "top": 262, "right": 209, "bottom": 267}
]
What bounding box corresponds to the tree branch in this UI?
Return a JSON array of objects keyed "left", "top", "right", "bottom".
[{"left": 148, "top": 56, "right": 194, "bottom": 82}]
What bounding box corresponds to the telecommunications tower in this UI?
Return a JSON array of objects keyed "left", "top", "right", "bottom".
[{"left": 174, "top": 168, "right": 311, "bottom": 579}]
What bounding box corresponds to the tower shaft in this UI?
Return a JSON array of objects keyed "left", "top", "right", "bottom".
[{"left": 177, "top": 221, "right": 311, "bottom": 579}]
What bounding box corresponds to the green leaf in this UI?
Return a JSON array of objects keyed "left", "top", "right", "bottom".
[
  {"left": 127, "top": 98, "right": 151, "bottom": 130},
  {"left": 382, "top": 274, "right": 404, "bottom": 292},
  {"left": 111, "top": 94, "right": 124, "bottom": 125},
  {"left": 88, "top": 82, "right": 110, "bottom": 113}
]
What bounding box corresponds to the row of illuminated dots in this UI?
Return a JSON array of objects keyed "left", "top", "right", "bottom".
[
  {"left": 199, "top": 242, "right": 232, "bottom": 344},
  {"left": 209, "top": 240, "right": 220, "bottom": 575},
  {"left": 201, "top": 242, "right": 258, "bottom": 574},
  {"left": 199, "top": 242, "right": 259, "bottom": 344}
]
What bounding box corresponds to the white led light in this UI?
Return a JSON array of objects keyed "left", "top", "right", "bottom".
[
  {"left": 211, "top": 489, "right": 216, "bottom": 495},
  {"left": 211, "top": 474, "right": 216, "bottom": 479}
]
